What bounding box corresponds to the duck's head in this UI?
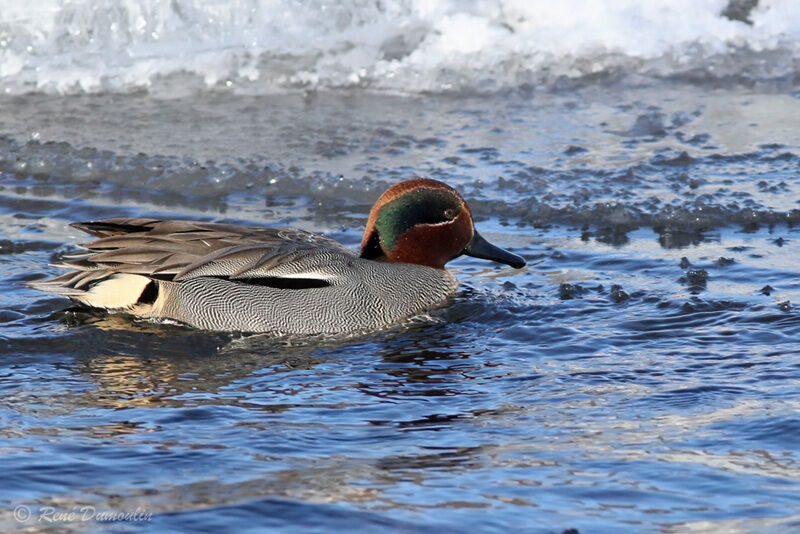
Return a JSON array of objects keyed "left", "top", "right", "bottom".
[{"left": 360, "top": 178, "right": 525, "bottom": 269}]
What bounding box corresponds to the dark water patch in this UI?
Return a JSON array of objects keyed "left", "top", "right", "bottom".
[
  {"left": 681, "top": 268, "right": 709, "bottom": 290},
  {"left": 0, "top": 317, "right": 227, "bottom": 360},
  {"left": 0, "top": 238, "right": 61, "bottom": 254},
  {"left": 717, "top": 416, "right": 800, "bottom": 449},
  {"left": 156, "top": 498, "right": 433, "bottom": 534},
  {"left": 651, "top": 150, "right": 695, "bottom": 166},
  {"left": 558, "top": 283, "right": 586, "bottom": 300},
  {"left": 627, "top": 111, "right": 667, "bottom": 138},
  {"left": 609, "top": 284, "right": 630, "bottom": 303},
  {"left": 564, "top": 145, "right": 588, "bottom": 155},
  {"left": 645, "top": 385, "right": 753, "bottom": 409}
]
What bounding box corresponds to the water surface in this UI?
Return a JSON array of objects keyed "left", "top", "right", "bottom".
[{"left": 1, "top": 85, "right": 799, "bottom": 533}]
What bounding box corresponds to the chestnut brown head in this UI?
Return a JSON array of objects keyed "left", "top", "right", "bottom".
[{"left": 360, "top": 178, "right": 525, "bottom": 269}]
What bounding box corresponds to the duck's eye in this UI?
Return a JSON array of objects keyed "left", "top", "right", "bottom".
[{"left": 444, "top": 208, "right": 456, "bottom": 219}]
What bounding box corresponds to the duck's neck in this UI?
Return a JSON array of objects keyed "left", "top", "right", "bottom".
[{"left": 359, "top": 230, "right": 384, "bottom": 260}]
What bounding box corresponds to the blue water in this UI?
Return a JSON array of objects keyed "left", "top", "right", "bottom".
[{"left": 1, "top": 86, "right": 799, "bottom": 533}]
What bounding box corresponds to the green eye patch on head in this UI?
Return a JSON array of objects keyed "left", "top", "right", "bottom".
[{"left": 375, "top": 188, "right": 463, "bottom": 252}]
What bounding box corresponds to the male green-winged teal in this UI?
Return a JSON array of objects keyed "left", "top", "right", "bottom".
[{"left": 28, "top": 178, "right": 525, "bottom": 334}]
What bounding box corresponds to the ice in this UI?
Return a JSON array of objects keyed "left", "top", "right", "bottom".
[{"left": 1, "top": 0, "right": 800, "bottom": 94}]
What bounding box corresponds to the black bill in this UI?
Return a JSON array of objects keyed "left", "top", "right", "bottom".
[{"left": 463, "top": 231, "right": 526, "bottom": 269}]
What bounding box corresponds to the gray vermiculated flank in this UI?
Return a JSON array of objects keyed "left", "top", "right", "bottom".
[{"left": 154, "top": 258, "right": 457, "bottom": 334}]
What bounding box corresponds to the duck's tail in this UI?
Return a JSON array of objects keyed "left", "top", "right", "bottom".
[{"left": 26, "top": 269, "right": 156, "bottom": 311}]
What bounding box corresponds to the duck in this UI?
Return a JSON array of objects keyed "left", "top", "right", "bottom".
[{"left": 27, "top": 178, "right": 525, "bottom": 334}]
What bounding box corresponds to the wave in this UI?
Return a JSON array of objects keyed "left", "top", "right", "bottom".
[{"left": 1, "top": 0, "right": 799, "bottom": 95}]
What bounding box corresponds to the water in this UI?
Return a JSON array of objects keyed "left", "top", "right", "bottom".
[{"left": 2, "top": 2, "right": 800, "bottom": 533}]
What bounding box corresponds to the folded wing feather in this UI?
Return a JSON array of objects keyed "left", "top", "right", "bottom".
[{"left": 27, "top": 218, "right": 358, "bottom": 308}]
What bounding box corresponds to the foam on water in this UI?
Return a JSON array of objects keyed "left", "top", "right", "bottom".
[{"left": 2, "top": 0, "right": 800, "bottom": 94}]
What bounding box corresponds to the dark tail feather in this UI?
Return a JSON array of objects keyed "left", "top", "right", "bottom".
[{"left": 70, "top": 218, "right": 161, "bottom": 238}]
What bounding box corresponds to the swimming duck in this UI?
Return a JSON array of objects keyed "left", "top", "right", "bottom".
[{"left": 28, "top": 178, "right": 525, "bottom": 334}]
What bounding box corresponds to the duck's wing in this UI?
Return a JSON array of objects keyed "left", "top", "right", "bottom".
[{"left": 27, "top": 218, "right": 358, "bottom": 305}]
